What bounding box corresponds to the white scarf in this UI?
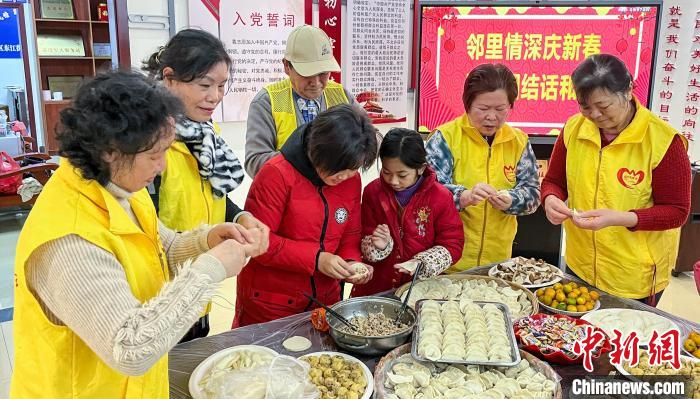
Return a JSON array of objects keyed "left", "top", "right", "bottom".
[{"left": 175, "top": 118, "right": 244, "bottom": 198}]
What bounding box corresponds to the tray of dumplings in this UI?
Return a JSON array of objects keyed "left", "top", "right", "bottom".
[
  {"left": 411, "top": 299, "right": 521, "bottom": 367},
  {"left": 375, "top": 344, "right": 563, "bottom": 399}
]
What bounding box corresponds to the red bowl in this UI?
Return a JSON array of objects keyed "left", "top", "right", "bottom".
[{"left": 513, "top": 313, "right": 612, "bottom": 365}]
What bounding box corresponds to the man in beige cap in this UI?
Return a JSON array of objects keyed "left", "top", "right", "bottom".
[{"left": 244, "top": 24, "right": 355, "bottom": 177}]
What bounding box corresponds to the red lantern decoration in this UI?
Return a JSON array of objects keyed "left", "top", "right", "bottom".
[
  {"left": 616, "top": 38, "right": 628, "bottom": 54},
  {"left": 444, "top": 37, "right": 455, "bottom": 53},
  {"left": 640, "top": 47, "right": 652, "bottom": 63},
  {"left": 421, "top": 47, "right": 432, "bottom": 63}
]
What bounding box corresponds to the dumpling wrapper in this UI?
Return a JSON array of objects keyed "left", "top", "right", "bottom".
[
  {"left": 396, "top": 259, "right": 420, "bottom": 274},
  {"left": 282, "top": 336, "right": 312, "bottom": 352},
  {"left": 496, "top": 189, "right": 511, "bottom": 200}
]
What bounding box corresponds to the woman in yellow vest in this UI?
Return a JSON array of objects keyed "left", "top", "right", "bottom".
[
  {"left": 542, "top": 54, "right": 691, "bottom": 306},
  {"left": 143, "top": 29, "right": 270, "bottom": 340},
  {"left": 426, "top": 64, "right": 541, "bottom": 271},
  {"left": 11, "top": 71, "right": 265, "bottom": 398}
]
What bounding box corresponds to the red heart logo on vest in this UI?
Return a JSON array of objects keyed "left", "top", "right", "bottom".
[
  {"left": 617, "top": 168, "right": 645, "bottom": 189},
  {"left": 503, "top": 165, "right": 516, "bottom": 183}
]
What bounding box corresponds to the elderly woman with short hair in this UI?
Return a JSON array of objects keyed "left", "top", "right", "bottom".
[
  {"left": 426, "top": 63, "right": 541, "bottom": 271},
  {"left": 10, "top": 70, "right": 265, "bottom": 398},
  {"left": 542, "top": 54, "right": 691, "bottom": 306}
]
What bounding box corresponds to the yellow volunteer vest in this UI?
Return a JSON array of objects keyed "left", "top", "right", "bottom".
[
  {"left": 158, "top": 121, "right": 226, "bottom": 231},
  {"left": 435, "top": 114, "right": 529, "bottom": 271},
  {"left": 159, "top": 122, "right": 223, "bottom": 316},
  {"left": 11, "top": 162, "right": 170, "bottom": 399},
  {"left": 563, "top": 100, "right": 686, "bottom": 299},
  {"left": 266, "top": 78, "right": 349, "bottom": 150}
]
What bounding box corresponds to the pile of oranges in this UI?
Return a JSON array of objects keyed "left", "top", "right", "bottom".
[
  {"left": 536, "top": 282, "right": 599, "bottom": 313},
  {"left": 683, "top": 331, "right": 700, "bottom": 358}
]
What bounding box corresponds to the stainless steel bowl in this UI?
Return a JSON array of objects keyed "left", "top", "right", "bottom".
[{"left": 326, "top": 296, "right": 416, "bottom": 356}]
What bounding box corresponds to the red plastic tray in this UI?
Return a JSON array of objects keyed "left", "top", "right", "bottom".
[{"left": 513, "top": 313, "right": 611, "bottom": 365}]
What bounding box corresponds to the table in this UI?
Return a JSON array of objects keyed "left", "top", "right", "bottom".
[{"left": 169, "top": 266, "right": 700, "bottom": 398}]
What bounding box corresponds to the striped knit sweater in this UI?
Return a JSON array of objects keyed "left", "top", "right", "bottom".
[{"left": 24, "top": 182, "right": 227, "bottom": 376}]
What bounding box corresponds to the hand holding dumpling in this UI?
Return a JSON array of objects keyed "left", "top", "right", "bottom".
[
  {"left": 345, "top": 262, "right": 374, "bottom": 285},
  {"left": 394, "top": 259, "right": 420, "bottom": 275},
  {"left": 488, "top": 189, "right": 512, "bottom": 211}
]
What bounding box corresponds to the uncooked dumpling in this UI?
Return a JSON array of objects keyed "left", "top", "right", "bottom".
[{"left": 352, "top": 263, "right": 369, "bottom": 277}]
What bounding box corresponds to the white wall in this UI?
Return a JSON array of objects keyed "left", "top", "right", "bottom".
[
  {"left": 126, "top": 0, "right": 414, "bottom": 149},
  {"left": 650, "top": 0, "right": 700, "bottom": 162},
  {"left": 126, "top": 0, "right": 413, "bottom": 207}
]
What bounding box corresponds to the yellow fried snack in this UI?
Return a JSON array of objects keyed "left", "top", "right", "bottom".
[{"left": 302, "top": 355, "right": 367, "bottom": 399}]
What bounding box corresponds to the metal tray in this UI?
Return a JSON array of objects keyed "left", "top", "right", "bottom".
[{"left": 411, "top": 299, "right": 521, "bottom": 367}]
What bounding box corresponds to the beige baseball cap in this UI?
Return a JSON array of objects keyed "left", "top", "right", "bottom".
[{"left": 284, "top": 25, "right": 341, "bottom": 77}]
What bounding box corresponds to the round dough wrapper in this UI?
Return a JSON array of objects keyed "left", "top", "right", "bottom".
[{"left": 283, "top": 336, "right": 312, "bottom": 352}]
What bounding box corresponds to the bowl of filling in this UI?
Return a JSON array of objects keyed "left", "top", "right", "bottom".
[{"left": 327, "top": 296, "right": 416, "bottom": 356}]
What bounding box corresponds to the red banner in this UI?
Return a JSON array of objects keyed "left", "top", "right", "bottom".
[
  {"left": 418, "top": 6, "right": 660, "bottom": 135},
  {"left": 318, "top": 0, "right": 342, "bottom": 83},
  {"left": 304, "top": 0, "right": 312, "bottom": 24}
]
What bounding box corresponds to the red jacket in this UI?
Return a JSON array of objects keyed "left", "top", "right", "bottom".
[
  {"left": 234, "top": 125, "right": 362, "bottom": 327},
  {"left": 351, "top": 167, "right": 464, "bottom": 297}
]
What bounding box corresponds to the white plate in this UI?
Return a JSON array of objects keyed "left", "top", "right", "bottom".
[
  {"left": 299, "top": 351, "right": 374, "bottom": 399},
  {"left": 538, "top": 299, "right": 601, "bottom": 317},
  {"left": 581, "top": 309, "right": 681, "bottom": 343},
  {"left": 682, "top": 332, "right": 700, "bottom": 358},
  {"left": 488, "top": 259, "right": 563, "bottom": 289},
  {"left": 188, "top": 345, "right": 279, "bottom": 399},
  {"left": 614, "top": 353, "right": 699, "bottom": 377}
]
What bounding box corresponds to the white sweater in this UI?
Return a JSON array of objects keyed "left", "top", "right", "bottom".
[{"left": 25, "top": 182, "right": 227, "bottom": 376}]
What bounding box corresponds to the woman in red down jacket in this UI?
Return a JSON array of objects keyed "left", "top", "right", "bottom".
[
  {"left": 352, "top": 128, "right": 464, "bottom": 297},
  {"left": 233, "top": 104, "right": 379, "bottom": 327}
]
